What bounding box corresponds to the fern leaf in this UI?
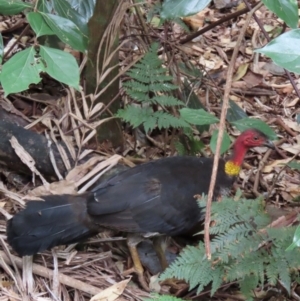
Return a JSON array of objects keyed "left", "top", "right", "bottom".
[
  {"left": 154, "top": 111, "right": 189, "bottom": 129},
  {"left": 151, "top": 95, "right": 184, "bottom": 106},
  {"left": 117, "top": 106, "right": 153, "bottom": 129}
]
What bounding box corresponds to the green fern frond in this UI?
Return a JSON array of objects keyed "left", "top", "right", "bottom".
[
  {"left": 119, "top": 42, "right": 188, "bottom": 132},
  {"left": 146, "top": 295, "right": 184, "bottom": 301},
  {"left": 123, "top": 81, "right": 149, "bottom": 92},
  {"left": 239, "top": 274, "right": 259, "bottom": 300},
  {"left": 117, "top": 106, "right": 153, "bottom": 129},
  {"left": 151, "top": 95, "right": 184, "bottom": 106},
  {"left": 154, "top": 111, "right": 189, "bottom": 129},
  {"left": 161, "top": 195, "right": 300, "bottom": 299}
]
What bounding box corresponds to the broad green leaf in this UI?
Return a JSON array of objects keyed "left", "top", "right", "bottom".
[
  {"left": 286, "top": 225, "right": 300, "bottom": 250},
  {"left": 255, "top": 29, "right": 300, "bottom": 74},
  {"left": 210, "top": 130, "right": 231, "bottom": 155},
  {"left": 0, "top": 0, "right": 32, "bottom": 15},
  {"left": 226, "top": 99, "right": 248, "bottom": 122},
  {"left": 0, "top": 47, "right": 45, "bottom": 95},
  {"left": 53, "top": 0, "right": 89, "bottom": 37},
  {"left": 232, "top": 117, "right": 277, "bottom": 140},
  {"left": 0, "top": 33, "right": 3, "bottom": 64},
  {"left": 180, "top": 108, "right": 219, "bottom": 126},
  {"left": 39, "top": 45, "right": 80, "bottom": 90},
  {"left": 262, "top": 0, "right": 298, "bottom": 29},
  {"left": 69, "top": 0, "right": 95, "bottom": 22},
  {"left": 161, "top": 0, "right": 211, "bottom": 20},
  {"left": 182, "top": 80, "right": 208, "bottom": 133},
  {"left": 287, "top": 161, "right": 300, "bottom": 171},
  {"left": 36, "top": 0, "right": 53, "bottom": 13},
  {"left": 41, "top": 13, "right": 87, "bottom": 52},
  {"left": 27, "top": 12, "right": 55, "bottom": 37}
]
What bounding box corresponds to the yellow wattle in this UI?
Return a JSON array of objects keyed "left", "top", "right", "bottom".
[{"left": 225, "top": 161, "right": 241, "bottom": 176}]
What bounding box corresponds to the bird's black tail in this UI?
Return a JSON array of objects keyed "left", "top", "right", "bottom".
[{"left": 7, "top": 194, "right": 97, "bottom": 256}]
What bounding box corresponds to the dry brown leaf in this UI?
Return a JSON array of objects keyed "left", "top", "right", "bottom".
[
  {"left": 77, "top": 154, "right": 122, "bottom": 193},
  {"left": 281, "top": 143, "right": 300, "bottom": 155},
  {"left": 281, "top": 84, "right": 294, "bottom": 95},
  {"left": 263, "top": 158, "right": 291, "bottom": 173},
  {"left": 182, "top": 8, "right": 211, "bottom": 30},
  {"left": 9, "top": 136, "right": 49, "bottom": 188},
  {"left": 281, "top": 118, "right": 300, "bottom": 132},
  {"left": 233, "top": 63, "right": 249, "bottom": 82},
  {"left": 90, "top": 278, "right": 130, "bottom": 301},
  {"left": 66, "top": 156, "right": 106, "bottom": 183},
  {"left": 243, "top": 70, "right": 263, "bottom": 88},
  {"left": 286, "top": 183, "right": 300, "bottom": 198},
  {"left": 27, "top": 179, "right": 77, "bottom": 197}
]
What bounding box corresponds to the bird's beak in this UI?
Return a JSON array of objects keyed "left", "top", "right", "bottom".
[{"left": 263, "top": 140, "right": 275, "bottom": 150}]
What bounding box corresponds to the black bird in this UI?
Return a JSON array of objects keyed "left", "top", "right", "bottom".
[{"left": 7, "top": 128, "right": 274, "bottom": 290}]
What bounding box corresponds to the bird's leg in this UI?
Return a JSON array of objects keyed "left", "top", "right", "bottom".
[
  {"left": 126, "top": 235, "right": 149, "bottom": 291},
  {"left": 152, "top": 236, "right": 168, "bottom": 270},
  {"left": 153, "top": 236, "right": 184, "bottom": 290}
]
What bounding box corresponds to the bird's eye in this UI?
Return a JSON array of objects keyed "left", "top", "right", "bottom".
[{"left": 253, "top": 136, "right": 259, "bottom": 140}]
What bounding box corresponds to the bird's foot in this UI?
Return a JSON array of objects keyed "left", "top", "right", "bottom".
[
  {"left": 126, "top": 235, "right": 150, "bottom": 291},
  {"left": 122, "top": 266, "right": 150, "bottom": 292}
]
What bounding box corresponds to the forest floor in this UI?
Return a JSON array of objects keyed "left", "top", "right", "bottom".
[{"left": 0, "top": 0, "right": 300, "bottom": 300}]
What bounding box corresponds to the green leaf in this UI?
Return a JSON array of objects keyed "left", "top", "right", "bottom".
[
  {"left": 226, "top": 99, "right": 248, "bottom": 122},
  {"left": 232, "top": 117, "right": 277, "bottom": 140},
  {"left": 36, "top": 0, "right": 53, "bottom": 13},
  {"left": 39, "top": 45, "right": 80, "bottom": 90},
  {"left": 180, "top": 108, "right": 219, "bottom": 126},
  {"left": 161, "top": 0, "right": 211, "bottom": 20},
  {"left": 261, "top": 0, "right": 298, "bottom": 29},
  {"left": 117, "top": 106, "right": 154, "bottom": 130},
  {"left": 210, "top": 130, "right": 231, "bottom": 155},
  {"left": 0, "top": 0, "right": 32, "bottom": 15},
  {"left": 288, "top": 161, "right": 300, "bottom": 171},
  {"left": 155, "top": 111, "right": 189, "bottom": 129},
  {"left": 255, "top": 29, "right": 300, "bottom": 75},
  {"left": 0, "top": 47, "right": 45, "bottom": 95},
  {"left": 52, "top": 0, "right": 89, "bottom": 37},
  {"left": 0, "top": 33, "right": 3, "bottom": 64},
  {"left": 68, "top": 0, "right": 95, "bottom": 22},
  {"left": 41, "top": 13, "right": 87, "bottom": 52},
  {"left": 27, "top": 12, "right": 55, "bottom": 37},
  {"left": 182, "top": 81, "right": 208, "bottom": 133},
  {"left": 286, "top": 225, "right": 300, "bottom": 251}
]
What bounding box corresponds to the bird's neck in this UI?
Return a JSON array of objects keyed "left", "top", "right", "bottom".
[{"left": 225, "top": 142, "right": 247, "bottom": 176}]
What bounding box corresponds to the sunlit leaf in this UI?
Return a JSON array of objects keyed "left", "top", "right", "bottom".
[
  {"left": 27, "top": 12, "right": 55, "bottom": 37},
  {"left": 0, "top": 47, "right": 45, "bottom": 95},
  {"left": 262, "top": 0, "right": 298, "bottom": 29},
  {"left": 39, "top": 45, "right": 80, "bottom": 90},
  {"left": 42, "top": 13, "right": 87, "bottom": 52},
  {"left": 161, "top": 0, "right": 211, "bottom": 20},
  {"left": 53, "top": 0, "right": 89, "bottom": 37},
  {"left": 255, "top": 29, "right": 300, "bottom": 75}
]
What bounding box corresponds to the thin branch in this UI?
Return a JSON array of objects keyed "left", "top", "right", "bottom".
[{"left": 204, "top": 2, "right": 263, "bottom": 259}]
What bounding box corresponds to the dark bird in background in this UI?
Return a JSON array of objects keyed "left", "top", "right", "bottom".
[{"left": 7, "top": 128, "right": 274, "bottom": 291}]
